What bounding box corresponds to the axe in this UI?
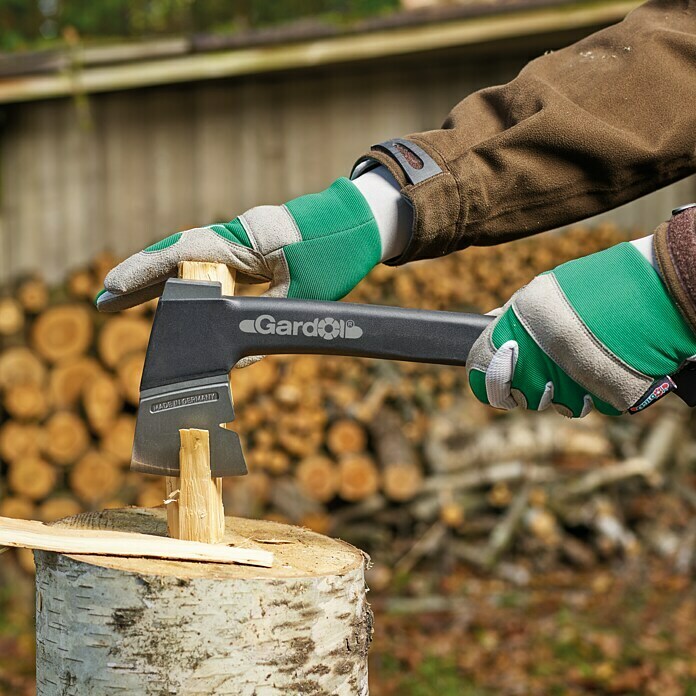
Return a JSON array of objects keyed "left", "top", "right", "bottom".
[{"left": 118, "top": 278, "right": 492, "bottom": 477}]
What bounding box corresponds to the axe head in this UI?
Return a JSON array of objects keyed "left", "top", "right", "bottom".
[
  {"left": 132, "top": 375, "right": 247, "bottom": 477},
  {"left": 131, "top": 279, "right": 248, "bottom": 477}
]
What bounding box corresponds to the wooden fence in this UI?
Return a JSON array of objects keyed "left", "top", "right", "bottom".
[{"left": 0, "top": 42, "right": 693, "bottom": 284}]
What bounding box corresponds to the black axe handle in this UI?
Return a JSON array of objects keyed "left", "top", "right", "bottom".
[{"left": 141, "top": 279, "right": 492, "bottom": 390}]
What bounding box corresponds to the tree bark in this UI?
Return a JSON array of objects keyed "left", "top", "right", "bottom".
[{"left": 35, "top": 507, "right": 372, "bottom": 696}]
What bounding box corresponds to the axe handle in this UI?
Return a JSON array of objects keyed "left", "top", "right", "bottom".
[
  {"left": 142, "top": 285, "right": 493, "bottom": 390},
  {"left": 230, "top": 299, "right": 492, "bottom": 367}
]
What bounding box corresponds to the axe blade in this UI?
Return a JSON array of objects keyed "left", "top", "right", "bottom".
[{"left": 131, "top": 374, "right": 247, "bottom": 477}]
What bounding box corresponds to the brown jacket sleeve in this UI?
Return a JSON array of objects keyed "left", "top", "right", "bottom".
[{"left": 354, "top": 0, "right": 696, "bottom": 265}]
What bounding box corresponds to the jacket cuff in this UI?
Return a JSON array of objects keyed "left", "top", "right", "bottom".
[
  {"left": 654, "top": 205, "right": 696, "bottom": 334},
  {"left": 352, "top": 138, "right": 464, "bottom": 266}
]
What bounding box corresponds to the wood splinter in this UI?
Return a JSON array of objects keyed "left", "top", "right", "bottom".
[
  {"left": 166, "top": 261, "right": 235, "bottom": 542},
  {"left": 178, "top": 429, "right": 225, "bottom": 544}
]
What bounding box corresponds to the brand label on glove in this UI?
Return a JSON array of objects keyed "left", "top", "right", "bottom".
[
  {"left": 627, "top": 376, "right": 676, "bottom": 414},
  {"left": 240, "top": 315, "right": 363, "bottom": 341}
]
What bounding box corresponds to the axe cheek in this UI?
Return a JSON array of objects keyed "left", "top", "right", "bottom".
[{"left": 132, "top": 375, "right": 247, "bottom": 477}]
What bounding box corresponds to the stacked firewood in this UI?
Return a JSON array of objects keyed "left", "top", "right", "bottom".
[{"left": 3, "top": 224, "right": 694, "bottom": 579}]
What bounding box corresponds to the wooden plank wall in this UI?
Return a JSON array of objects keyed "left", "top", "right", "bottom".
[{"left": 0, "top": 46, "right": 693, "bottom": 284}]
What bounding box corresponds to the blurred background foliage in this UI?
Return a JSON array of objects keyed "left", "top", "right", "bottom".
[{"left": 0, "top": 0, "right": 401, "bottom": 52}]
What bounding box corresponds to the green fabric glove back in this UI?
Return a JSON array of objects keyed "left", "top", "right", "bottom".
[
  {"left": 97, "top": 177, "right": 380, "bottom": 311},
  {"left": 467, "top": 242, "right": 696, "bottom": 418}
]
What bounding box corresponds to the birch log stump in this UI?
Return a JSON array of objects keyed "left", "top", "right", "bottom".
[{"left": 35, "top": 507, "right": 372, "bottom": 695}]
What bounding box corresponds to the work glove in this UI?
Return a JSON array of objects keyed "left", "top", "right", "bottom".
[
  {"left": 96, "top": 177, "right": 385, "bottom": 312},
  {"left": 467, "top": 237, "right": 696, "bottom": 417}
]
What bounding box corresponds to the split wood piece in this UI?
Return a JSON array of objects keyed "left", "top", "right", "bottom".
[
  {"left": 0, "top": 297, "right": 24, "bottom": 335},
  {"left": 16, "top": 276, "right": 49, "bottom": 313},
  {"left": 166, "top": 261, "right": 234, "bottom": 541},
  {"left": 0, "top": 512, "right": 271, "bottom": 566},
  {"left": 483, "top": 483, "right": 531, "bottom": 569},
  {"left": 287, "top": 355, "right": 320, "bottom": 382},
  {"left": 370, "top": 407, "right": 423, "bottom": 502},
  {"left": 0, "top": 347, "right": 47, "bottom": 390},
  {"left": 301, "top": 511, "right": 332, "bottom": 535},
  {"left": 97, "top": 315, "right": 151, "bottom": 368},
  {"left": 178, "top": 429, "right": 225, "bottom": 544},
  {"left": 31, "top": 304, "right": 93, "bottom": 363},
  {"left": 34, "top": 507, "right": 369, "bottom": 696},
  {"left": 440, "top": 498, "right": 466, "bottom": 528}
]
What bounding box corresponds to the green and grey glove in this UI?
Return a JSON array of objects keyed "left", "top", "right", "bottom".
[
  {"left": 467, "top": 238, "right": 696, "bottom": 417},
  {"left": 97, "top": 177, "right": 384, "bottom": 312}
]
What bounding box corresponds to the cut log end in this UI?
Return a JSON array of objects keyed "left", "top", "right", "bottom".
[
  {"left": 8, "top": 457, "right": 56, "bottom": 501},
  {"left": 31, "top": 304, "right": 93, "bottom": 363},
  {"left": 16, "top": 277, "right": 49, "bottom": 313},
  {"left": 0, "top": 297, "right": 25, "bottom": 335}
]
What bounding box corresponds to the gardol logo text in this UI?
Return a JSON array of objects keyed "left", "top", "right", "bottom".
[{"left": 239, "top": 315, "right": 363, "bottom": 341}]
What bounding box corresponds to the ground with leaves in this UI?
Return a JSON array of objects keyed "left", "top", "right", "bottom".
[
  {"left": 2, "top": 557, "right": 696, "bottom": 695},
  {"left": 370, "top": 562, "right": 696, "bottom": 695}
]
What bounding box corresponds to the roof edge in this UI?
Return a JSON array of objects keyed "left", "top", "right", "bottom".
[{"left": 0, "top": 0, "right": 640, "bottom": 105}]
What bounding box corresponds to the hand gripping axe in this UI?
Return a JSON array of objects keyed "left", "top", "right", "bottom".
[{"left": 124, "top": 278, "right": 492, "bottom": 477}]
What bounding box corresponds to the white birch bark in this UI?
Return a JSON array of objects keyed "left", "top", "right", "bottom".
[{"left": 35, "top": 508, "right": 371, "bottom": 695}]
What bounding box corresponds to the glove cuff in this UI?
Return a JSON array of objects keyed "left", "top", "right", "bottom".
[{"left": 654, "top": 205, "right": 696, "bottom": 334}]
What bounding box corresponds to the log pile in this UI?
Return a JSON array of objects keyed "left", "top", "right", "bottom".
[{"left": 2, "top": 225, "right": 695, "bottom": 580}]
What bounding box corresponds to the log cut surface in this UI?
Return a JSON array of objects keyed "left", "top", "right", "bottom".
[
  {"left": 51, "top": 507, "right": 363, "bottom": 578},
  {"left": 34, "top": 507, "right": 371, "bottom": 696}
]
